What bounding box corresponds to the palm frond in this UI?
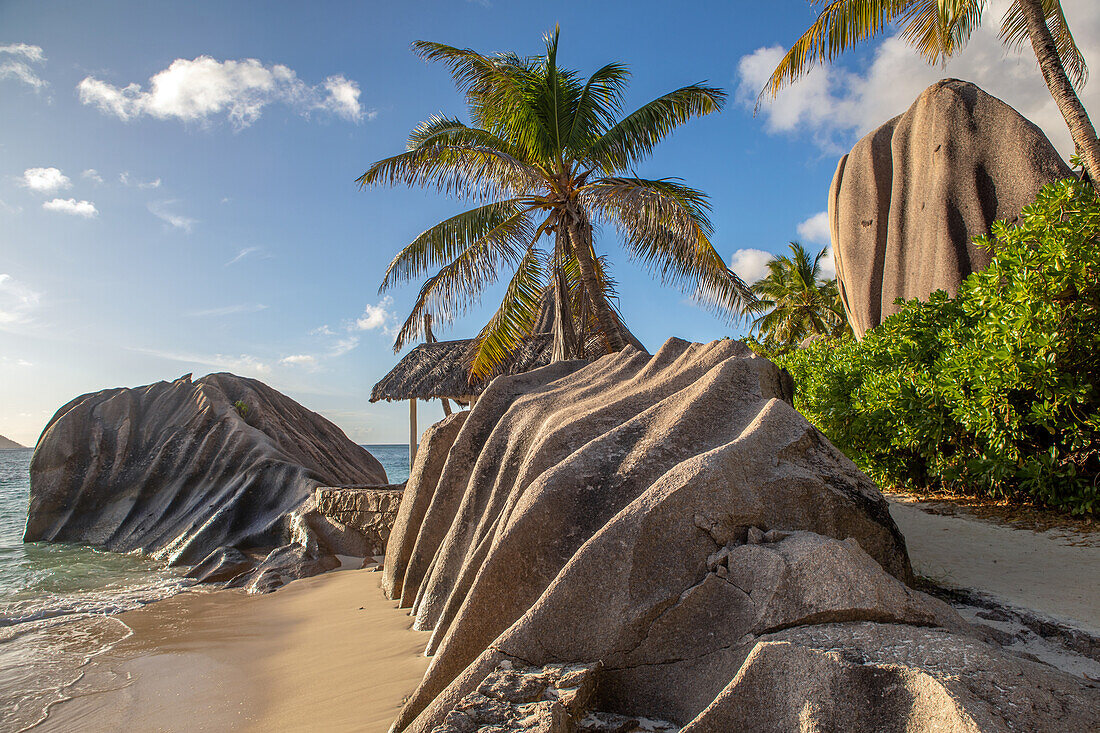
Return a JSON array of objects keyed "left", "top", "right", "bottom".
[
  {"left": 584, "top": 85, "right": 726, "bottom": 173},
  {"left": 567, "top": 62, "right": 630, "bottom": 152},
  {"left": 581, "top": 176, "right": 754, "bottom": 316},
  {"left": 389, "top": 211, "right": 535, "bottom": 351},
  {"left": 380, "top": 200, "right": 533, "bottom": 291},
  {"left": 761, "top": 0, "right": 911, "bottom": 101},
  {"left": 411, "top": 40, "right": 554, "bottom": 161},
  {"left": 468, "top": 246, "right": 547, "bottom": 378},
  {"left": 407, "top": 115, "right": 467, "bottom": 150},
  {"left": 357, "top": 143, "right": 542, "bottom": 200},
  {"left": 899, "top": 0, "right": 983, "bottom": 65},
  {"left": 1000, "top": 0, "right": 1088, "bottom": 87}
]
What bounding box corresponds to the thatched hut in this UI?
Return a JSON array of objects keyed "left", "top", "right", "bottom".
[
  {"left": 370, "top": 299, "right": 645, "bottom": 467},
  {"left": 370, "top": 333, "right": 565, "bottom": 466}
]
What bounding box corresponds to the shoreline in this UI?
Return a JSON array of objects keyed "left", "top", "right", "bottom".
[{"left": 34, "top": 566, "right": 429, "bottom": 733}]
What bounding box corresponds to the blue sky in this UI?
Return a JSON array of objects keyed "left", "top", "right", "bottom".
[{"left": 2, "top": 0, "right": 1097, "bottom": 449}]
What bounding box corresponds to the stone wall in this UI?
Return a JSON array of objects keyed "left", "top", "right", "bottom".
[{"left": 314, "top": 484, "right": 405, "bottom": 557}]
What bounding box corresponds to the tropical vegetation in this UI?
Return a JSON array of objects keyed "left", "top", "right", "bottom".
[
  {"left": 745, "top": 242, "right": 850, "bottom": 351},
  {"left": 765, "top": 180, "right": 1100, "bottom": 515},
  {"left": 763, "top": 0, "right": 1100, "bottom": 183},
  {"left": 359, "top": 28, "right": 753, "bottom": 378}
]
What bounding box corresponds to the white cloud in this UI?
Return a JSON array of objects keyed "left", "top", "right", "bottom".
[
  {"left": 0, "top": 43, "right": 44, "bottom": 63},
  {"left": 21, "top": 167, "right": 71, "bottom": 193},
  {"left": 148, "top": 201, "right": 195, "bottom": 232},
  {"left": 797, "top": 211, "right": 830, "bottom": 245},
  {"left": 354, "top": 296, "right": 393, "bottom": 331},
  {"left": 311, "top": 324, "right": 336, "bottom": 336},
  {"left": 737, "top": 0, "right": 1099, "bottom": 159},
  {"left": 130, "top": 346, "right": 271, "bottom": 376},
  {"left": 819, "top": 246, "right": 837, "bottom": 280},
  {"left": 120, "top": 171, "right": 161, "bottom": 189},
  {"left": 226, "top": 246, "right": 261, "bottom": 266},
  {"left": 329, "top": 336, "right": 360, "bottom": 356},
  {"left": 82, "top": 169, "right": 104, "bottom": 184},
  {"left": 280, "top": 354, "right": 318, "bottom": 367},
  {"left": 320, "top": 75, "right": 363, "bottom": 120},
  {"left": 78, "top": 56, "right": 366, "bottom": 129},
  {"left": 0, "top": 43, "right": 47, "bottom": 90},
  {"left": 0, "top": 356, "right": 34, "bottom": 367},
  {"left": 728, "top": 248, "right": 774, "bottom": 284},
  {"left": 0, "top": 274, "right": 41, "bottom": 326},
  {"left": 42, "top": 198, "right": 97, "bottom": 218},
  {"left": 187, "top": 303, "right": 267, "bottom": 317}
]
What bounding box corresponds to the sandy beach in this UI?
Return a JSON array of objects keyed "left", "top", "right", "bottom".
[{"left": 36, "top": 566, "right": 429, "bottom": 733}]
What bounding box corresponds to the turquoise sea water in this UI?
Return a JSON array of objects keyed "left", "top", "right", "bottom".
[{"left": 0, "top": 443, "right": 409, "bottom": 730}]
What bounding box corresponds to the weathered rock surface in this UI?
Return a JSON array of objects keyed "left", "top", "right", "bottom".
[
  {"left": 314, "top": 484, "right": 405, "bottom": 557},
  {"left": 680, "top": 622, "right": 1099, "bottom": 732},
  {"left": 830, "top": 79, "right": 1072, "bottom": 337},
  {"left": 432, "top": 661, "right": 601, "bottom": 733},
  {"left": 384, "top": 338, "right": 932, "bottom": 731},
  {"left": 26, "top": 372, "right": 387, "bottom": 590},
  {"left": 382, "top": 410, "right": 469, "bottom": 600},
  {"left": 386, "top": 338, "right": 1099, "bottom": 731}
]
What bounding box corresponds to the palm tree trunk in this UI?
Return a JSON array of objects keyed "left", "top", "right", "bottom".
[
  {"left": 551, "top": 228, "right": 579, "bottom": 362},
  {"left": 565, "top": 214, "right": 627, "bottom": 352},
  {"left": 1018, "top": 0, "right": 1100, "bottom": 181}
]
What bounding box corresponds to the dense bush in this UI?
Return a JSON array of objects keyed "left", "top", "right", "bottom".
[{"left": 763, "top": 180, "right": 1100, "bottom": 514}]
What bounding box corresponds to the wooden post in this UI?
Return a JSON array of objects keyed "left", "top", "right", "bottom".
[{"left": 409, "top": 398, "right": 418, "bottom": 471}]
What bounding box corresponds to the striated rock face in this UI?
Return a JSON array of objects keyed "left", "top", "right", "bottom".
[
  {"left": 384, "top": 338, "right": 934, "bottom": 731},
  {"left": 830, "top": 79, "right": 1072, "bottom": 337},
  {"left": 387, "top": 338, "right": 1099, "bottom": 731},
  {"left": 25, "top": 372, "right": 387, "bottom": 589}
]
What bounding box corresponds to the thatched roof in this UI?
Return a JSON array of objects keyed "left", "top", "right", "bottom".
[
  {"left": 370, "top": 293, "right": 647, "bottom": 403},
  {"left": 370, "top": 335, "right": 559, "bottom": 403}
]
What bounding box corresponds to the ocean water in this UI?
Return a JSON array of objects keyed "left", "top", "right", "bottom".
[
  {"left": 0, "top": 449, "right": 192, "bottom": 730},
  {"left": 363, "top": 443, "right": 411, "bottom": 484},
  {"left": 0, "top": 443, "right": 408, "bottom": 730}
]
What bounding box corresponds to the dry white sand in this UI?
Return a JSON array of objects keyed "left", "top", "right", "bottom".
[
  {"left": 37, "top": 567, "right": 429, "bottom": 733},
  {"left": 887, "top": 495, "right": 1100, "bottom": 634}
]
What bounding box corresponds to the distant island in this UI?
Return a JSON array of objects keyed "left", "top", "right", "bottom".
[{"left": 0, "top": 434, "right": 27, "bottom": 450}]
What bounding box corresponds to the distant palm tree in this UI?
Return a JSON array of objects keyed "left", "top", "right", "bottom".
[
  {"left": 747, "top": 242, "right": 850, "bottom": 350},
  {"left": 763, "top": 0, "right": 1099, "bottom": 182},
  {"left": 359, "top": 28, "right": 753, "bottom": 378}
]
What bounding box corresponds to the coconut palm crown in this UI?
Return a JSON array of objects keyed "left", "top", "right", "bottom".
[
  {"left": 763, "top": 0, "right": 1099, "bottom": 182},
  {"left": 359, "top": 28, "right": 753, "bottom": 378},
  {"left": 747, "top": 242, "right": 850, "bottom": 350}
]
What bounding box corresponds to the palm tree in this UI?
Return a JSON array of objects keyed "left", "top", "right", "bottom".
[
  {"left": 747, "top": 242, "right": 850, "bottom": 350},
  {"left": 358, "top": 28, "right": 753, "bottom": 378},
  {"left": 763, "top": 0, "right": 1099, "bottom": 182}
]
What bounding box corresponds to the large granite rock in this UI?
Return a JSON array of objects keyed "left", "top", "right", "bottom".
[
  {"left": 830, "top": 79, "right": 1072, "bottom": 337},
  {"left": 385, "top": 338, "right": 928, "bottom": 730},
  {"left": 387, "top": 338, "right": 1099, "bottom": 731},
  {"left": 25, "top": 373, "right": 387, "bottom": 589}
]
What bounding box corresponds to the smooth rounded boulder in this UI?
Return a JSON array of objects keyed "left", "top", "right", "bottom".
[{"left": 829, "top": 79, "right": 1072, "bottom": 337}]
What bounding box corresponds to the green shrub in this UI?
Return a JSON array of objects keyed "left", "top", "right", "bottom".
[{"left": 766, "top": 179, "right": 1100, "bottom": 514}]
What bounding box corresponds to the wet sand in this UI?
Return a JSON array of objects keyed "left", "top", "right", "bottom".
[{"left": 37, "top": 567, "right": 430, "bottom": 732}]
